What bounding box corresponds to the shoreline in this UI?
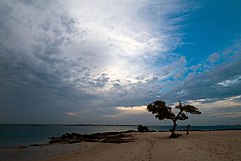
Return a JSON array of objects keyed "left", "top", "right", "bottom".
[
  {"left": 1, "top": 130, "right": 241, "bottom": 161},
  {"left": 1, "top": 124, "right": 241, "bottom": 149},
  {"left": 1, "top": 128, "right": 241, "bottom": 149}
]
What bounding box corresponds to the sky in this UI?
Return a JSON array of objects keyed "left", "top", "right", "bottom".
[{"left": 0, "top": 0, "right": 241, "bottom": 125}]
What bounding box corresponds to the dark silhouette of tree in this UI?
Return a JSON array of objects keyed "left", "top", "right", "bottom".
[
  {"left": 147, "top": 100, "right": 201, "bottom": 138},
  {"left": 137, "top": 124, "right": 150, "bottom": 132}
]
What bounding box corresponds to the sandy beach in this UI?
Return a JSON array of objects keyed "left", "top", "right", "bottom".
[{"left": 1, "top": 130, "right": 241, "bottom": 161}]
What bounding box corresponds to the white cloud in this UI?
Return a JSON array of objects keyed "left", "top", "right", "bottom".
[
  {"left": 102, "top": 105, "right": 148, "bottom": 119},
  {"left": 209, "top": 112, "right": 241, "bottom": 118},
  {"left": 186, "top": 95, "right": 241, "bottom": 114},
  {"left": 223, "top": 112, "right": 241, "bottom": 118},
  {"left": 100, "top": 105, "right": 152, "bottom": 124},
  {"left": 217, "top": 75, "right": 241, "bottom": 87},
  {"left": 67, "top": 112, "right": 79, "bottom": 116},
  {"left": 163, "top": 41, "right": 241, "bottom": 103},
  {"left": 0, "top": 0, "right": 201, "bottom": 124},
  {"left": 53, "top": 0, "right": 191, "bottom": 96},
  {"left": 4, "top": 1, "right": 189, "bottom": 93},
  {"left": 116, "top": 105, "right": 147, "bottom": 114},
  {"left": 208, "top": 52, "right": 220, "bottom": 63}
]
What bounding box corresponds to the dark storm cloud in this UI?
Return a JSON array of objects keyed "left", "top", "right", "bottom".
[{"left": 0, "top": 1, "right": 99, "bottom": 123}]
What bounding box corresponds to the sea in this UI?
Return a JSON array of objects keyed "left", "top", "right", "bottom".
[{"left": 1, "top": 124, "right": 241, "bottom": 148}]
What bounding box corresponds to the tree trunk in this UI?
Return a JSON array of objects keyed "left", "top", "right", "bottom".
[
  {"left": 170, "top": 121, "right": 177, "bottom": 136},
  {"left": 170, "top": 109, "right": 183, "bottom": 138}
]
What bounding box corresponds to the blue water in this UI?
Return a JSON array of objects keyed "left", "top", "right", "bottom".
[
  {"left": 0, "top": 124, "right": 241, "bottom": 147},
  {"left": 0, "top": 125, "right": 137, "bottom": 147}
]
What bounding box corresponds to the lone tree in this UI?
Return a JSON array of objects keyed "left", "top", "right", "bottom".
[{"left": 147, "top": 100, "right": 201, "bottom": 138}]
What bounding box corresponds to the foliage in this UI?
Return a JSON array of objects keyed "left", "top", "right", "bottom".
[
  {"left": 147, "top": 100, "right": 201, "bottom": 138},
  {"left": 137, "top": 124, "right": 150, "bottom": 132}
]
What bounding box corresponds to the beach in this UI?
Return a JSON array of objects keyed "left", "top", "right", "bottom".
[{"left": 1, "top": 130, "right": 241, "bottom": 161}]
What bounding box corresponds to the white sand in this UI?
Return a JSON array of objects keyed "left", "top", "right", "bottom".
[
  {"left": 43, "top": 130, "right": 241, "bottom": 161},
  {"left": 0, "top": 142, "right": 93, "bottom": 161},
  {"left": 1, "top": 130, "right": 241, "bottom": 161}
]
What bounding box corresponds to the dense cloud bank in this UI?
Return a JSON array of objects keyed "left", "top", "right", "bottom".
[{"left": 0, "top": 0, "right": 241, "bottom": 124}]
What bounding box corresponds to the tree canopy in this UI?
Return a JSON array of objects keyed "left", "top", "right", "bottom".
[{"left": 147, "top": 100, "right": 201, "bottom": 138}]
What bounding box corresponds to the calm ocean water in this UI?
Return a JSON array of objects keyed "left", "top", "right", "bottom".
[{"left": 0, "top": 124, "right": 241, "bottom": 147}]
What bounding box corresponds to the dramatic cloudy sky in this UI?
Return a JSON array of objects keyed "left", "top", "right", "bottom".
[{"left": 0, "top": 0, "right": 241, "bottom": 125}]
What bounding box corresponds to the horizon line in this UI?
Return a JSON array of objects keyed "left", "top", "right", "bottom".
[{"left": 0, "top": 123, "right": 240, "bottom": 126}]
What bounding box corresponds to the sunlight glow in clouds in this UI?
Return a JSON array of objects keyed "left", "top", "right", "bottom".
[
  {"left": 60, "top": 0, "right": 177, "bottom": 90},
  {"left": 116, "top": 106, "right": 147, "bottom": 114},
  {"left": 102, "top": 106, "right": 149, "bottom": 121},
  {"left": 1, "top": 0, "right": 241, "bottom": 124},
  {"left": 49, "top": 0, "right": 190, "bottom": 98}
]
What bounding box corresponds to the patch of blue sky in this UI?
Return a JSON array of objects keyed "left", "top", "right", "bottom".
[{"left": 174, "top": 0, "right": 241, "bottom": 66}]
